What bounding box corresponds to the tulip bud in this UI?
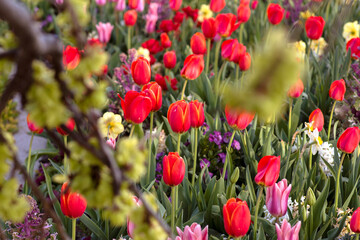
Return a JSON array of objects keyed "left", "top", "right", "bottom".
[
  {"left": 120, "top": 91, "right": 152, "bottom": 124},
  {"left": 202, "top": 17, "right": 217, "bottom": 39},
  {"left": 162, "top": 152, "right": 185, "bottom": 186},
  {"left": 124, "top": 10, "right": 138, "bottom": 26},
  {"left": 96, "top": 22, "right": 114, "bottom": 44},
  {"left": 142, "top": 82, "right": 162, "bottom": 112},
  {"left": 301, "top": 205, "right": 307, "bottom": 222},
  {"left": 309, "top": 108, "right": 324, "bottom": 132},
  {"left": 180, "top": 54, "right": 204, "bottom": 80},
  {"left": 329, "top": 79, "right": 346, "bottom": 101},
  {"left": 306, "top": 188, "right": 316, "bottom": 206},
  {"left": 27, "top": 114, "right": 44, "bottom": 134},
  {"left": 167, "top": 100, "right": 191, "bottom": 133},
  {"left": 60, "top": 182, "right": 87, "bottom": 219},
  {"left": 223, "top": 198, "right": 251, "bottom": 237},
  {"left": 225, "top": 105, "right": 255, "bottom": 130},
  {"left": 169, "top": 0, "right": 182, "bottom": 11},
  {"left": 163, "top": 51, "right": 177, "bottom": 69},
  {"left": 210, "top": 0, "right": 225, "bottom": 13},
  {"left": 350, "top": 207, "right": 360, "bottom": 233},
  {"left": 189, "top": 100, "right": 205, "bottom": 128},
  {"left": 131, "top": 56, "right": 151, "bottom": 85},
  {"left": 190, "top": 32, "right": 207, "bottom": 55},
  {"left": 267, "top": 3, "right": 284, "bottom": 25},
  {"left": 337, "top": 127, "right": 360, "bottom": 154},
  {"left": 266, "top": 179, "right": 292, "bottom": 217},
  {"left": 160, "top": 33, "right": 172, "bottom": 49},
  {"left": 237, "top": 5, "right": 251, "bottom": 24},
  {"left": 255, "top": 155, "right": 281, "bottom": 187},
  {"left": 305, "top": 16, "right": 325, "bottom": 40},
  {"left": 288, "top": 78, "right": 304, "bottom": 98},
  {"left": 230, "top": 167, "right": 240, "bottom": 184},
  {"left": 56, "top": 118, "right": 75, "bottom": 136},
  {"left": 63, "top": 46, "right": 80, "bottom": 70},
  {"left": 251, "top": 0, "right": 258, "bottom": 10},
  {"left": 239, "top": 52, "right": 251, "bottom": 71}
]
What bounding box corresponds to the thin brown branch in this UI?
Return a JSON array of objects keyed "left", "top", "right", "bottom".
[{"left": 0, "top": 49, "right": 17, "bottom": 60}]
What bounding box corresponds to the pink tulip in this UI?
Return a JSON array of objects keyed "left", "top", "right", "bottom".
[
  {"left": 145, "top": 3, "right": 160, "bottom": 33},
  {"left": 95, "top": 0, "right": 107, "bottom": 6},
  {"left": 106, "top": 138, "right": 116, "bottom": 149},
  {"left": 136, "top": 0, "right": 144, "bottom": 12},
  {"left": 266, "top": 179, "right": 291, "bottom": 218},
  {"left": 275, "top": 219, "right": 301, "bottom": 240},
  {"left": 127, "top": 197, "right": 142, "bottom": 238},
  {"left": 168, "top": 223, "right": 208, "bottom": 240},
  {"left": 115, "top": 0, "right": 126, "bottom": 11},
  {"left": 96, "top": 22, "right": 114, "bottom": 43}
]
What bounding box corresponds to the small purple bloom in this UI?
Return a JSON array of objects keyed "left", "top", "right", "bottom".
[
  {"left": 218, "top": 153, "right": 226, "bottom": 164},
  {"left": 209, "top": 131, "right": 222, "bottom": 146},
  {"left": 232, "top": 140, "right": 240, "bottom": 150}
]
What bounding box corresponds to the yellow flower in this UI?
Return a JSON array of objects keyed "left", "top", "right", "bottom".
[
  {"left": 136, "top": 47, "right": 150, "bottom": 62},
  {"left": 197, "top": 4, "right": 213, "bottom": 22},
  {"left": 289, "top": 41, "right": 306, "bottom": 61},
  {"left": 98, "top": 112, "right": 124, "bottom": 139},
  {"left": 343, "top": 21, "right": 360, "bottom": 41},
  {"left": 300, "top": 10, "right": 314, "bottom": 20},
  {"left": 310, "top": 37, "right": 327, "bottom": 57}
]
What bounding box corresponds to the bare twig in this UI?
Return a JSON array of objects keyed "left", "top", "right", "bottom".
[{"left": 0, "top": 49, "right": 17, "bottom": 60}]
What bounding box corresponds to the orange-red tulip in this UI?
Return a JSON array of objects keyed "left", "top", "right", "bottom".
[
  {"left": 160, "top": 33, "right": 172, "bottom": 49},
  {"left": 180, "top": 54, "right": 204, "bottom": 80},
  {"left": 60, "top": 182, "right": 87, "bottom": 219},
  {"left": 215, "top": 13, "right": 240, "bottom": 37},
  {"left": 142, "top": 82, "right": 162, "bottom": 112},
  {"left": 223, "top": 198, "right": 251, "bottom": 237},
  {"left": 221, "top": 39, "right": 246, "bottom": 63},
  {"left": 202, "top": 17, "right": 217, "bottom": 39},
  {"left": 162, "top": 152, "right": 185, "bottom": 186},
  {"left": 189, "top": 100, "right": 205, "bottom": 128},
  {"left": 124, "top": 10, "right": 138, "bottom": 26},
  {"left": 267, "top": 3, "right": 284, "bottom": 25},
  {"left": 350, "top": 207, "right": 360, "bottom": 233},
  {"left": 255, "top": 155, "right": 280, "bottom": 187},
  {"left": 169, "top": 0, "right": 182, "bottom": 11},
  {"left": 63, "top": 46, "right": 80, "bottom": 70},
  {"left": 337, "top": 127, "right": 360, "bottom": 154},
  {"left": 329, "top": 79, "right": 346, "bottom": 101},
  {"left": 225, "top": 105, "right": 255, "bottom": 130},
  {"left": 56, "top": 118, "right": 75, "bottom": 136},
  {"left": 163, "top": 51, "right": 177, "bottom": 69},
  {"left": 210, "top": 0, "right": 225, "bottom": 12},
  {"left": 27, "top": 114, "right": 43, "bottom": 134},
  {"left": 305, "top": 16, "right": 325, "bottom": 40},
  {"left": 237, "top": 5, "right": 251, "bottom": 24},
  {"left": 190, "top": 32, "right": 207, "bottom": 55},
  {"left": 131, "top": 57, "right": 151, "bottom": 85},
  {"left": 239, "top": 52, "right": 251, "bottom": 71},
  {"left": 120, "top": 91, "right": 152, "bottom": 124},
  {"left": 167, "top": 100, "right": 190, "bottom": 133},
  {"left": 309, "top": 108, "right": 324, "bottom": 132},
  {"left": 288, "top": 78, "right": 304, "bottom": 98}
]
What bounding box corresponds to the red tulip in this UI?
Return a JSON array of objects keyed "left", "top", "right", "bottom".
[
  {"left": 329, "top": 79, "right": 346, "bottom": 101},
  {"left": 160, "top": 33, "right": 172, "bottom": 49},
  {"left": 63, "top": 46, "right": 80, "bottom": 70},
  {"left": 163, "top": 51, "right": 177, "bottom": 69},
  {"left": 182, "top": 6, "right": 199, "bottom": 23},
  {"left": 155, "top": 74, "right": 178, "bottom": 91},
  {"left": 202, "top": 17, "right": 217, "bottom": 39},
  {"left": 251, "top": 0, "right": 258, "bottom": 10},
  {"left": 167, "top": 100, "right": 190, "bottom": 133},
  {"left": 60, "top": 182, "right": 87, "bottom": 219},
  {"left": 337, "top": 127, "right": 360, "bottom": 154},
  {"left": 159, "top": 20, "right": 180, "bottom": 33},
  {"left": 254, "top": 155, "right": 281, "bottom": 187},
  {"left": 288, "top": 78, "right": 304, "bottom": 98},
  {"left": 189, "top": 100, "right": 205, "bottom": 128},
  {"left": 267, "top": 3, "right": 284, "bottom": 25},
  {"left": 350, "top": 207, "right": 360, "bottom": 233},
  {"left": 56, "top": 118, "right": 75, "bottom": 136},
  {"left": 124, "top": 10, "right": 138, "bottom": 26},
  {"left": 237, "top": 5, "right": 251, "bottom": 24},
  {"left": 309, "top": 108, "right": 324, "bottom": 132},
  {"left": 162, "top": 152, "right": 185, "bottom": 186},
  {"left": 27, "top": 114, "right": 43, "bottom": 134},
  {"left": 225, "top": 105, "right": 255, "bottom": 130},
  {"left": 131, "top": 57, "right": 151, "bottom": 85},
  {"left": 180, "top": 54, "right": 204, "bottom": 80},
  {"left": 142, "top": 82, "right": 162, "bottom": 112},
  {"left": 215, "top": 13, "right": 240, "bottom": 37},
  {"left": 142, "top": 39, "right": 163, "bottom": 54},
  {"left": 239, "top": 52, "right": 251, "bottom": 71},
  {"left": 120, "top": 91, "right": 152, "bottom": 124},
  {"left": 223, "top": 198, "right": 251, "bottom": 237},
  {"left": 346, "top": 37, "right": 360, "bottom": 60},
  {"left": 128, "top": 0, "right": 139, "bottom": 9},
  {"left": 240, "top": 0, "right": 250, "bottom": 4},
  {"left": 221, "top": 39, "right": 246, "bottom": 63},
  {"left": 210, "top": 0, "right": 225, "bottom": 13},
  {"left": 305, "top": 16, "right": 325, "bottom": 40},
  {"left": 173, "top": 12, "right": 186, "bottom": 24},
  {"left": 190, "top": 32, "right": 207, "bottom": 55},
  {"left": 169, "top": 0, "right": 182, "bottom": 11}
]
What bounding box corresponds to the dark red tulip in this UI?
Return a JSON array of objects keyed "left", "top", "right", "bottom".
[
  {"left": 180, "top": 54, "right": 204, "bottom": 80},
  {"left": 225, "top": 105, "right": 255, "bottom": 130},
  {"left": 141, "top": 39, "right": 163, "bottom": 54},
  {"left": 163, "top": 51, "right": 177, "bottom": 69},
  {"left": 131, "top": 57, "right": 151, "bottom": 85},
  {"left": 155, "top": 74, "right": 178, "bottom": 91},
  {"left": 27, "top": 114, "right": 43, "bottom": 134},
  {"left": 329, "top": 79, "right": 346, "bottom": 101},
  {"left": 288, "top": 78, "right": 304, "bottom": 98},
  {"left": 202, "top": 17, "right": 217, "bottom": 39},
  {"left": 167, "top": 100, "right": 190, "bottom": 133},
  {"left": 350, "top": 207, "right": 360, "bottom": 233},
  {"left": 210, "top": 0, "right": 225, "bottom": 12},
  {"left": 239, "top": 52, "right": 251, "bottom": 71},
  {"left": 159, "top": 20, "right": 180, "bottom": 33},
  {"left": 189, "top": 100, "right": 205, "bottom": 128},
  {"left": 173, "top": 12, "right": 186, "bottom": 24},
  {"left": 223, "top": 198, "right": 251, "bottom": 237},
  {"left": 221, "top": 39, "right": 246, "bottom": 63},
  {"left": 305, "top": 16, "right": 325, "bottom": 40},
  {"left": 254, "top": 155, "right": 281, "bottom": 187},
  {"left": 160, "top": 33, "right": 172, "bottom": 49},
  {"left": 182, "top": 6, "right": 199, "bottom": 23},
  {"left": 346, "top": 37, "right": 360, "bottom": 60},
  {"left": 237, "top": 5, "right": 251, "bottom": 24},
  {"left": 309, "top": 108, "right": 324, "bottom": 132},
  {"left": 120, "top": 91, "right": 152, "bottom": 124},
  {"left": 124, "top": 10, "right": 137, "bottom": 26},
  {"left": 215, "top": 13, "right": 240, "bottom": 37},
  {"left": 63, "top": 46, "right": 80, "bottom": 70},
  {"left": 60, "top": 182, "right": 87, "bottom": 219},
  {"left": 267, "top": 3, "right": 284, "bottom": 25},
  {"left": 56, "top": 118, "right": 75, "bottom": 136},
  {"left": 337, "top": 127, "right": 360, "bottom": 154},
  {"left": 162, "top": 152, "right": 185, "bottom": 186},
  {"left": 190, "top": 32, "right": 207, "bottom": 55},
  {"left": 142, "top": 82, "right": 162, "bottom": 112}
]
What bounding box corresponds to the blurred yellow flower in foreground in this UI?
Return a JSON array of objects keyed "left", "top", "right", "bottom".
[
  {"left": 310, "top": 37, "right": 327, "bottom": 57},
  {"left": 343, "top": 21, "right": 359, "bottom": 42},
  {"left": 98, "top": 112, "right": 124, "bottom": 139},
  {"left": 289, "top": 41, "right": 306, "bottom": 61},
  {"left": 136, "top": 47, "right": 150, "bottom": 62},
  {"left": 197, "top": 4, "right": 213, "bottom": 22}
]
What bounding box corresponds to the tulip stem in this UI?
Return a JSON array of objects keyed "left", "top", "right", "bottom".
[
  {"left": 129, "top": 125, "right": 135, "bottom": 138},
  {"left": 214, "top": 38, "right": 222, "bottom": 81},
  {"left": 205, "top": 39, "right": 211, "bottom": 76},
  {"left": 191, "top": 128, "right": 199, "bottom": 187},
  {"left": 64, "top": 135, "right": 68, "bottom": 174},
  {"left": 147, "top": 112, "right": 154, "bottom": 184},
  {"left": 177, "top": 134, "right": 181, "bottom": 154},
  {"left": 215, "top": 62, "right": 227, "bottom": 108},
  {"left": 222, "top": 131, "right": 236, "bottom": 179},
  {"left": 72, "top": 218, "right": 76, "bottom": 240},
  {"left": 307, "top": 39, "right": 312, "bottom": 59},
  {"left": 180, "top": 79, "right": 188, "bottom": 101},
  {"left": 308, "top": 148, "right": 313, "bottom": 171},
  {"left": 327, "top": 101, "right": 337, "bottom": 141},
  {"left": 288, "top": 98, "right": 293, "bottom": 143},
  {"left": 356, "top": 233, "right": 359, "bottom": 240},
  {"left": 334, "top": 153, "right": 346, "bottom": 215},
  {"left": 171, "top": 186, "right": 176, "bottom": 233},
  {"left": 253, "top": 186, "right": 264, "bottom": 240},
  {"left": 24, "top": 133, "right": 34, "bottom": 194},
  {"left": 127, "top": 26, "right": 132, "bottom": 50}
]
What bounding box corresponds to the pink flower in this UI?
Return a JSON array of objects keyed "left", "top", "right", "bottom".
[
  {"left": 127, "top": 197, "right": 142, "bottom": 238},
  {"left": 275, "top": 219, "right": 301, "bottom": 240},
  {"left": 106, "top": 138, "right": 116, "bottom": 149},
  {"left": 266, "top": 179, "right": 291, "bottom": 218},
  {"left": 168, "top": 223, "right": 208, "bottom": 240},
  {"left": 136, "top": 0, "right": 144, "bottom": 12},
  {"left": 145, "top": 3, "right": 160, "bottom": 33},
  {"left": 96, "top": 22, "right": 114, "bottom": 43},
  {"left": 95, "top": 0, "right": 107, "bottom": 6},
  {"left": 115, "top": 0, "right": 126, "bottom": 11},
  {"left": 56, "top": 0, "right": 63, "bottom": 4}
]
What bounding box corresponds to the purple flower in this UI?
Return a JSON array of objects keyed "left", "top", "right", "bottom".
[
  {"left": 222, "top": 132, "right": 233, "bottom": 144},
  {"left": 199, "top": 159, "right": 213, "bottom": 178},
  {"left": 202, "top": 122, "right": 210, "bottom": 135},
  {"left": 232, "top": 140, "right": 240, "bottom": 150},
  {"left": 115, "top": 49, "right": 140, "bottom": 93},
  {"left": 218, "top": 153, "right": 226, "bottom": 164},
  {"left": 209, "top": 131, "right": 222, "bottom": 146}
]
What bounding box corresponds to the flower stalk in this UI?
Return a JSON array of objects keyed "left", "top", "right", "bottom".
[{"left": 253, "top": 186, "right": 264, "bottom": 240}]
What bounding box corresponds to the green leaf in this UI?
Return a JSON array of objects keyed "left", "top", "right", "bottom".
[{"left": 80, "top": 214, "right": 108, "bottom": 240}]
